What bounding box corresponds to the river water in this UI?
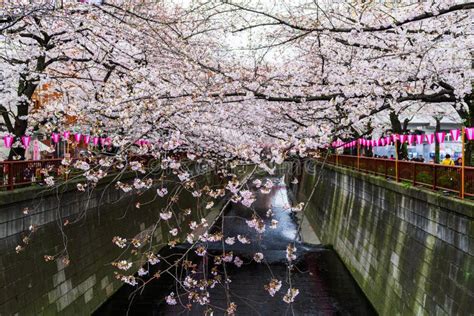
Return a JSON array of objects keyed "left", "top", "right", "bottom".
[{"left": 95, "top": 176, "right": 376, "bottom": 315}]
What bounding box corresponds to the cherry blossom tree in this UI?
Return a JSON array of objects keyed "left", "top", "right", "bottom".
[{"left": 4, "top": 0, "right": 474, "bottom": 314}]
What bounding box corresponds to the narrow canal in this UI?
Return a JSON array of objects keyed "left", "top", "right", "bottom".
[{"left": 95, "top": 176, "right": 376, "bottom": 315}]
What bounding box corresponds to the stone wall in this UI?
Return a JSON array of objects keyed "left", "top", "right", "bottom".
[
  {"left": 0, "top": 171, "right": 221, "bottom": 315},
  {"left": 298, "top": 161, "right": 474, "bottom": 315}
]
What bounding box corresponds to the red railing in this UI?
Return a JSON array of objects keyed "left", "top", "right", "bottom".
[
  {"left": 327, "top": 155, "right": 474, "bottom": 198},
  {"left": 0, "top": 155, "right": 161, "bottom": 191},
  {"left": 0, "top": 159, "right": 65, "bottom": 190}
]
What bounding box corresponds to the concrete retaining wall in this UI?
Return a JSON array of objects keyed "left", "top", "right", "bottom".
[
  {"left": 0, "top": 172, "right": 221, "bottom": 315},
  {"left": 298, "top": 161, "right": 474, "bottom": 315}
]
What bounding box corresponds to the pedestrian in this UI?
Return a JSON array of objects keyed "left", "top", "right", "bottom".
[
  {"left": 455, "top": 157, "right": 462, "bottom": 166},
  {"left": 441, "top": 154, "right": 455, "bottom": 166}
]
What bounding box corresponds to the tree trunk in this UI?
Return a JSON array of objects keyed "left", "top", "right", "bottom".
[
  {"left": 8, "top": 101, "right": 29, "bottom": 160},
  {"left": 8, "top": 79, "right": 37, "bottom": 160},
  {"left": 389, "top": 111, "right": 408, "bottom": 159}
]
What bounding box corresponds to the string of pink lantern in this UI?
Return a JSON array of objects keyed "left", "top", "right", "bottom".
[
  {"left": 331, "top": 128, "right": 474, "bottom": 149},
  {"left": 1, "top": 131, "right": 116, "bottom": 149}
]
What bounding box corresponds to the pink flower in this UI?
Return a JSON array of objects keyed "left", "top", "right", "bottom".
[
  {"left": 234, "top": 256, "right": 243, "bottom": 267},
  {"left": 166, "top": 292, "right": 177, "bottom": 305},
  {"left": 253, "top": 252, "right": 264, "bottom": 263},
  {"left": 283, "top": 288, "right": 300, "bottom": 303}
]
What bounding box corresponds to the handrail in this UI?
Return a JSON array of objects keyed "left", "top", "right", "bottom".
[
  {"left": 325, "top": 155, "right": 474, "bottom": 198},
  {"left": 0, "top": 158, "right": 65, "bottom": 190},
  {"left": 0, "top": 155, "right": 158, "bottom": 191}
]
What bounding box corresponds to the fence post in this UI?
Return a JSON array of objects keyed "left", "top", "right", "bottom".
[
  {"left": 460, "top": 127, "right": 465, "bottom": 199},
  {"left": 395, "top": 140, "right": 399, "bottom": 182},
  {"left": 413, "top": 163, "right": 416, "bottom": 186},
  {"left": 7, "top": 162, "right": 14, "bottom": 190}
]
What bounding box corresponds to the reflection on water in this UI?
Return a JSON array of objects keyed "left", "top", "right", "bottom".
[{"left": 94, "top": 176, "right": 377, "bottom": 315}]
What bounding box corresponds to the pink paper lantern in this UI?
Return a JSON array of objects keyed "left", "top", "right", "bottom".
[
  {"left": 381, "top": 138, "right": 386, "bottom": 146},
  {"left": 436, "top": 132, "right": 446, "bottom": 143},
  {"left": 63, "top": 130, "right": 70, "bottom": 141},
  {"left": 106, "top": 137, "right": 112, "bottom": 146},
  {"left": 74, "top": 133, "right": 82, "bottom": 143},
  {"left": 399, "top": 134, "right": 407, "bottom": 143},
  {"left": 51, "top": 133, "right": 60, "bottom": 144},
  {"left": 450, "top": 129, "right": 460, "bottom": 142},
  {"left": 467, "top": 128, "right": 474, "bottom": 141},
  {"left": 3, "top": 135, "right": 14, "bottom": 148},
  {"left": 93, "top": 137, "right": 99, "bottom": 146},
  {"left": 100, "top": 137, "right": 107, "bottom": 146},
  {"left": 416, "top": 134, "right": 424, "bottom": 145},
  {"left": 385, "top": 136, "right": 391, "bottom": 145},
  {"left": 21, "top": 136, "right": 31, "bottom": 148},
  {"left": 407, "top": 135, "right": 415, "bottom": 145},
  {"left": 83, "top": 135, "right": 91, "bottom": 145},
  {"left": 426, "top": 134, "right": 435, "bottom": 144},
  {"left": 392, "top": 134, "right": 399, "bottom": 143}
]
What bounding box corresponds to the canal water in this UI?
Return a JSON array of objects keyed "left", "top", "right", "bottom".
[{"left": 95, "top": 176, "right": 376, "bottom": 315}]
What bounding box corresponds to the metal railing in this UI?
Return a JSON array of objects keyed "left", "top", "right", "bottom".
[
  {"left": 0, "top": 159, "right": 65, "bottom": 190},
  {"left": 0, "top": 155, "right": 158, "bottom": 191},
  {"left": 3, "top": 154, "right": 473, "bottom": 197},
  {"left": 326, "top": 155, "right": 474, "bottom": 198}
]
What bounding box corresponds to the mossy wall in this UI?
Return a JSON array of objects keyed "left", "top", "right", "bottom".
[
  {"left": 298, "top": 161, "right": 474, "bottom": 315},
  {"left": 0, "top": 171, "right": 221, "bottom": 315}
]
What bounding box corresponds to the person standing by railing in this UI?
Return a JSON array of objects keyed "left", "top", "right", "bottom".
[
  {"left": 441, "top": 154, "right": 455, "bottom": 166},
  {"left": 455, "top": 157, "right": 462, "bottom": 166}
]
